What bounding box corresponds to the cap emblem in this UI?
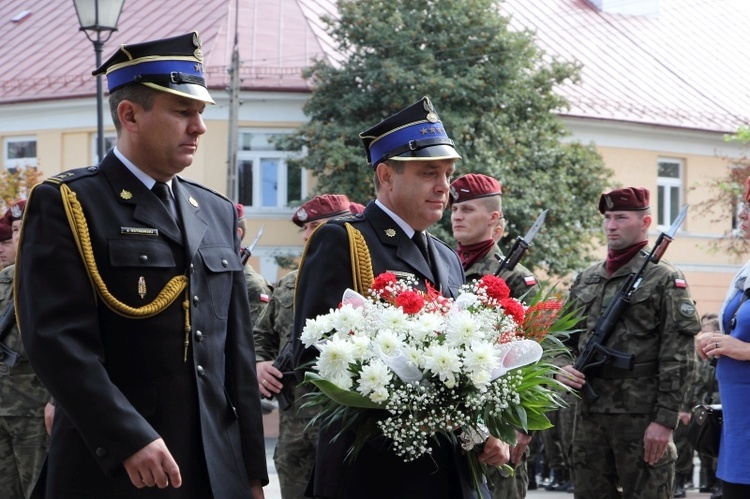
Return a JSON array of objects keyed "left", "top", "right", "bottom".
[
  {"left": 450, "top": 186, "right": 459, "bottom": 200},
  {"left": 605, "top": 195, "right": 614, "bottom": 210},
  {"left": 9, "top": 204, "right": 22, "bottom": 219},
  {"left": 296, "top": 208, "right": 308, "bottom": 222}
]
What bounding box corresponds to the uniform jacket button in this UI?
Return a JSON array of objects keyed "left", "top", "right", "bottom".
[
  {"left": 139, "top": 254, "right": 148, "bottom": 263},
  {"left": 193, "top": 295, "right": 200, "bottom": 306},
  {"left": 197, "top": 365, "right": 205, "bottom": 376},
  {"left": 195, "top": 330, "right": 204, "bottom": 341},
  {"left": 221, "top": 259, "right": 228, "bottom": 268},
  {"left": 96, "top": 447, "right": 107, "bottom": 457}
]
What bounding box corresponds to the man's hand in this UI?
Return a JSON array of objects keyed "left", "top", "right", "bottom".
[
  {"left": 678, "top": 411, "right": 691, "bottom": 426},
  {"left": 250, "top": 479, "right": 265, "bottom": 498},
  {"left": 123, "top": 438, "right": 182, "bottom": 489},
  {"left": 43, "top": 402, "right": 55, "bottom": 435},
  {"left": 643, "top": 421, "right": 672, "bottom": 465},
  {"left": 509, "top": 431, "right": 532, "bottom": 466},
  {"left": 556, "top": 365, "right": 586, "bottom": 389},
  {"left": 478, "top": 435, "right": 510, "bottom": 467},
  {"left": 256, "top": 360, "right": 283, "bottom": 398}
]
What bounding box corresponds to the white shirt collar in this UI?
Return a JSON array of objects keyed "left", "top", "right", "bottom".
[
  {"left": 113, "top": 147, "right": 174, "bottom": 191},
  {"left": 375, "top": 199, "right": 417, "bottom": 238}
]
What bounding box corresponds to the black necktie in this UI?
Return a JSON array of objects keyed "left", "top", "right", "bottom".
[
  {"left": 152, "top": 181, "right": 178, "bottom": 221},
  {"left": 413, "top": 231, "right": 432, "bottom": 270}
]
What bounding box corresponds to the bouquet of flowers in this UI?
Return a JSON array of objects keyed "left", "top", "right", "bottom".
[{"left": 300, "top": 272, "right": 575, "bottom": 490}]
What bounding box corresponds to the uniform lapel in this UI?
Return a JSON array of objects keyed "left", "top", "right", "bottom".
[
  {"left": 101, "top": 158, "right": 183, "bottom": 244},
  {"left": 172, "top": 178, "right": 208, "bottom": 260}
]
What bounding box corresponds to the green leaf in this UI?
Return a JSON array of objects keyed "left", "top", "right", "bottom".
[{"left": 304, "top": 372, "right": 384, "bottom": 409}]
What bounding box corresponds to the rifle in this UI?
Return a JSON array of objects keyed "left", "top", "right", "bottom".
[
  {"left": 573, "top": 205, "right": 689, "bottom": 402},
  {"left": 0, "top": 302, "right": 20, "bottom": 368},
  {"left": 495, "top": 209, "right": 548, "bottom": 275},
  {"left": 240, "top": 224, "right": 264, "bottom": 266},
  {"left": 263, "top": 338, "right": 296, "bottom": 411}
]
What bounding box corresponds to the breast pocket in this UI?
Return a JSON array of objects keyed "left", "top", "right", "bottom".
[
  {"left": 109, "top": 237, "right": 176, "bottom": 268},
  {"left": 199, "top": 246, "right": 243, "bottom": 319}
]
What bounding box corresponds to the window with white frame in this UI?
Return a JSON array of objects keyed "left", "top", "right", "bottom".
[
  {"left": 236, "top": 130, "right": 305, "bottom": 210},
  {"left": 91, "top": 134, "right": 117, "bottom": 163},
  {"left": 4, "top": 136, "right": 37, "bottom": 171},
  {"left": 656, "top": 158, "right": 683, "bottom": 227}
]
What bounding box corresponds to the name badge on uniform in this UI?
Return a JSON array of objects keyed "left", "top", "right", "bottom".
[{"left": 121, "top": 227, "right": 159, "bottom": 236}]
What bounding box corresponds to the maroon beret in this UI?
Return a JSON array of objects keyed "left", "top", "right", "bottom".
[
  {"left": 0, "top": 217, "right": 11, "bottom": 241},
  {"left": 292, "top": 194, "right": 351, "bottom": 227},
  {"left": 598, "top": 187, "right": 650, "bottom": 214},
  {"left": 349, "top": 202, "right": 366, "bottom": 214},
  {"left": 449, "top": 174, "right": 502, "bottom": 207}
]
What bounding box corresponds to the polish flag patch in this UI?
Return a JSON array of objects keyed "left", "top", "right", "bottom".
[
  {"left": 524, "top": 275, "right": 537, "bottom": 286},
  {"left": 674, "top": 279, "right": 687, "bottom": 289},
  {"left": 260, "top": 293, "right": 270, "bottom": 303}
]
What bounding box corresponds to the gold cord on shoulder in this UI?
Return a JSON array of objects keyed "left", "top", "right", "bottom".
[
  {"left": 345, "top": 223, "right": 373, "bottom": 293},
  {"left": 60, "top": 183, "right": 188, "bottom": 319}
]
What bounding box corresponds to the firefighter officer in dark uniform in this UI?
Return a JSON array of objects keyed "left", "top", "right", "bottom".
[{"left": 15, "top": 32, "right": 267, "bottom": 498}]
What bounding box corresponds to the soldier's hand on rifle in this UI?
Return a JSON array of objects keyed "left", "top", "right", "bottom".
[
  {"left": 256, "top": 360, "right": 283, "bottom": 398},
  {"left": 555, "top": 365, "right": 586, "bottom": 390}
]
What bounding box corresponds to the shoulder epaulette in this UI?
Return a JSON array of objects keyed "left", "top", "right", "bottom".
[
  {"left": 177, "top": 175, "right": 231, "bottom": 203},
  {"left": 45, "top": 165, "right": 100, "bottom": 185},
  {"left": 330, "top": 213, "right": 364, "bottom": 225}
]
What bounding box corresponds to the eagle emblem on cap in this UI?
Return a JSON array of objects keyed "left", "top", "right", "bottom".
[
  {"left": 423, "top": 97, "right": 439, "bottom": 123},
  {"left": 605, "top": 195, "right": 614, "bottom": 209},
  {"left": 296, "top": 208, "right": 308, "bottom": 222},
  {"left": 9, "top": 204, "right": 22, "bottom": 219},
  {"left": 450, "top": 186, "right": 459, "bottom": 200}
]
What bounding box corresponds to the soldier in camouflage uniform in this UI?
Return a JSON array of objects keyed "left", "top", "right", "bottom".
[
  {"left": 0, "top": 201, "right": 51, "bottom": 499},
  {"left": 235, "top": 204, "right": 273, "bottom": 326},
  {"left": 557, "top": 187, "right": 700, "bottom": 499},
  {"left": 254, "top": 194, "right": 352, "bottom": 499},
  {"left": 449, "top": 173, "right": 541, "bottom": 498}
]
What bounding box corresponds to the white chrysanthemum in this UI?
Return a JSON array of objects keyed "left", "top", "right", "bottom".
[
  {"left": 423, "top": 344, "right": 462, "bottom": 388},
  {"left": 444, "top": 309, "right": 483, "bottom": 346},
  {"left": 300, "top": 316, "right": 332, "bottom": 347},
  {"left": 348, "top": 335, "right": 373, "bottom": 361},
  {"left": 377, "top": 306, "right": 410, "bottom": 332},
  {"left": 409, "top": 313, "right": 443, "bottom": 343},
  {"left": 463, "top": 340, "right": 500, "bottom": 374},
  {"left": 332, "top": 303, "right": 365, "bottom": 333},
  {"left": 403, "top": 343, "right": 426, "bottom": 369},
  {"left": 328, "top": 370, "right": 353, "bottom": 391},
  {"left": 468, "top": 369, "right": 492, "bottom": 391},
  {"left": 453, "top": 292, "right": 480, "bottom": 312},
  {"left": 357, "top": 359, "right": 393, "bottom": 399},
  {"left": 374, "top": 329, "right": 404, "bottom": 357},
  {"left": 316, "top": 337, "right": 355, "bottom": 379}
]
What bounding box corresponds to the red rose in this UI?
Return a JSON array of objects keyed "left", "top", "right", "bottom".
[
  {"left": 395, "top": 290, "right": 425, "bottom": 314},
  {"left": 479, "top": 275, "right": 511, "bottom": 301}
]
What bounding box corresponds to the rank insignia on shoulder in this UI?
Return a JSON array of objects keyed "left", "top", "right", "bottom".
[
  {"left": 674, "top": 278, "right": 687, "bottom": 288},
  {"left": 524, "top": 275, "right": 537, "bottom": 286},
  {"left": 385, "top": 228, "right": 396, "bottom": 237}
]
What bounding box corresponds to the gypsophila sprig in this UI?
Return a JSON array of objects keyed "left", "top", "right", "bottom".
[{"left": 302, "top": 272, "right": 572, "bottom": 492}]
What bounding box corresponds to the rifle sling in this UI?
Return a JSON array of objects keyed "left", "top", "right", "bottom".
[{"left": 597, "top": 361, "right": 658, "bottom": 379}]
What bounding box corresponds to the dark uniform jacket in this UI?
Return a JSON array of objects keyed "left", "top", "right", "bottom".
[
  {"left": 292, "top": 201, "right": 487, "bottom": 499},
  {"left": 16, "top": 153, "right": 267, "bottom": 498}
]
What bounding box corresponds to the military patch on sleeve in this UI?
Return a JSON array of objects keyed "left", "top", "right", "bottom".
[
  {"left": 524, "top": 275, "right": 537, "bottom": 286},
  {"left": 678, "top": 299, "right": 697, "bottom": 318},
  {"left": 674, "top": 278, "right": 687, "bottom": 288},
  {"left": 260, "top": 293, "right": 270, "bottom": 303}
]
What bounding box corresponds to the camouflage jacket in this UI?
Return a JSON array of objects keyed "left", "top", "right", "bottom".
[
  {"left": 464, "top": 242, "right": 541, "bottom": 304},
  {"left": 0, "top": 265, "right": 51, "bottom": 416},
  {"left": 253, "top": 270, "right": 296, "bottom": 362},
  {"left": 565, "top": 252, "right": 700, "bottom": 428},
  {"left": 244, "top": 264, "right": 273, "bottom": 330}
]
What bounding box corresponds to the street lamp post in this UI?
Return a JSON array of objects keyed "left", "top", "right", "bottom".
[{"left": 73, "top": 0, "right": 125, "bottom": 162}]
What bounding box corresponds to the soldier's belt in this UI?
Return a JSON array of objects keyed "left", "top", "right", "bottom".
[{"left": 597, "top": 361, "right": 658, "bottom": 379}]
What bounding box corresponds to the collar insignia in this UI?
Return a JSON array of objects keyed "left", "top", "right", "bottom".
[
  {"left": 385, "top": 228, "right": 396, "bottom": 237},
  {"left": 189, "top": 197, "right": 199, "bottom": 207},
  {"left": 120, "top": 189, "right": 132, "bottom": 200}
]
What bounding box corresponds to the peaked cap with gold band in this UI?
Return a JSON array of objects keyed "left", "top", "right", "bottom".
[
  {"left": 359, "top": 96, "right": 461, "bottom": 167},
  {"left": 93, "top": 31, "right": 214, "bottom": 104}
]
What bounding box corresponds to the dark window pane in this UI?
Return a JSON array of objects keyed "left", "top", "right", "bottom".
[
  {"left": 658, "top": 161, "right": 679, "bottom": 178},
  {"left": 657, "top": 185, "right": 665, "bottom": 225},
  {"left": 238, "top": 160, "right": 254, "bottom": 206}
]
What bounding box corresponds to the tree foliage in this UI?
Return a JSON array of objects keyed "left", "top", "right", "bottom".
[
  {"left": 0, "top": 165, "right": 44, "bottom": 212},
  {"left": 691, "top": 126, "right": 750, "bottom": 257},
  {"left": 275, "top": 0, "right": 611, "bottom": 278}
]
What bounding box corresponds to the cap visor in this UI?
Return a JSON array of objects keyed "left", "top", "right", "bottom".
[
  {"left": 389, "top": 144, "right": 462, "bottom": 162},
  {"left": 142, "top": 82, "right": 215, "bottom": 104}
]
